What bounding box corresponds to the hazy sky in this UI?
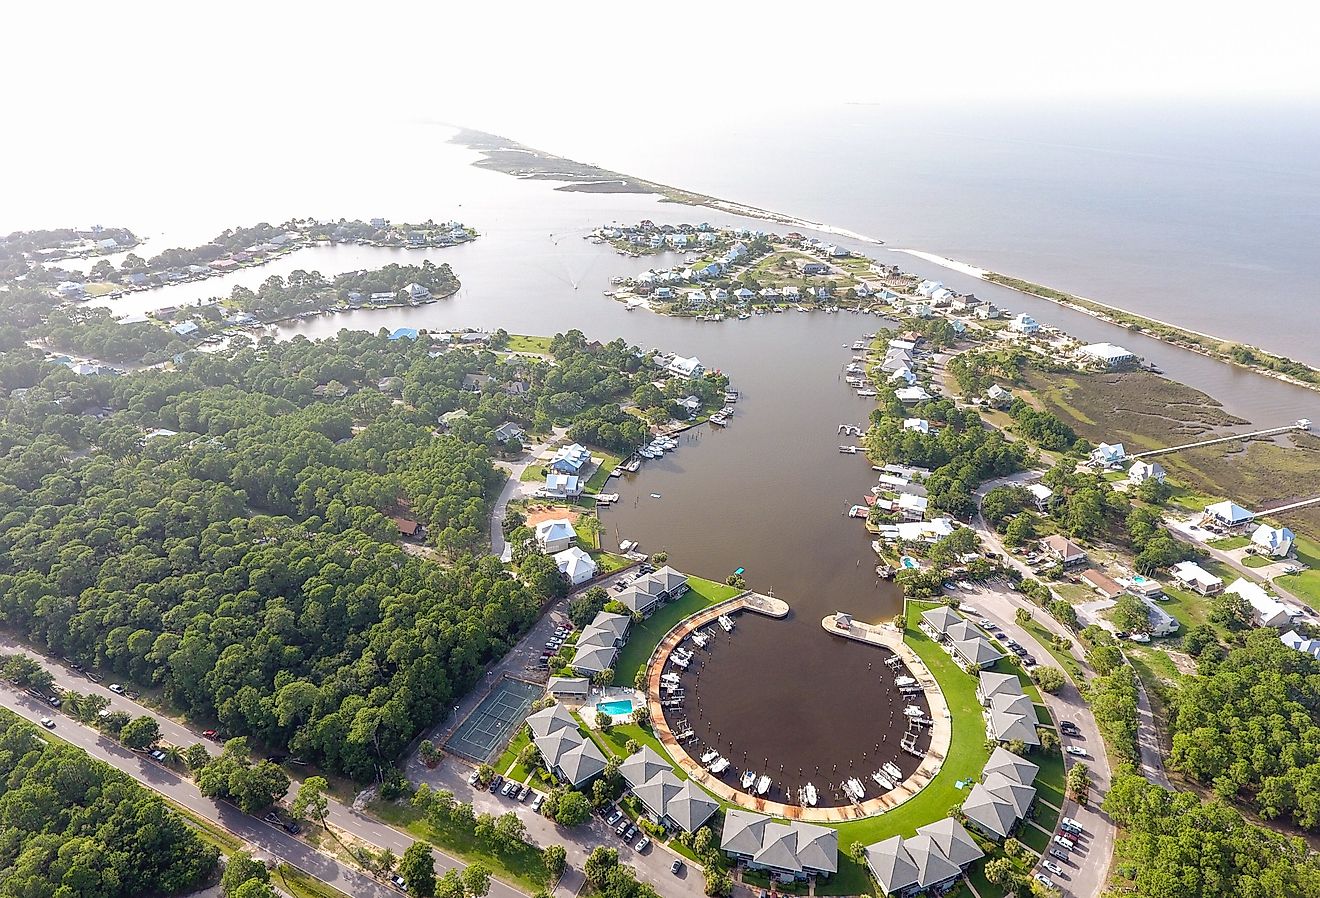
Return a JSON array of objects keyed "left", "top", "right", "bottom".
[{"left": 7, "top": 0, "right": 1318, "bottom": 141}]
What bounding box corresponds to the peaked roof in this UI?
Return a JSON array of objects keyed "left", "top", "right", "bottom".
[
  {"left": 989, "top": 708, "right": 1041, "bottom": 745},
  {"left": 903, "top": 833, "right": 962, "bottom": 888},
  {"left": 558, "top": 740, "right": 607, "bottom": 785},
  {"left": 1205, "top": 500, "right": 1254, "bottom": 523},
  {"left": 526, "top": 704, "right": 577, "bottom": 738},
  {"left": 619, "top": 746, "right": 671, "bottom": 789},
  {"left": 916, "top": 818, "right": 985, "bottom": 868},
  {"left": 990, "top": 692, "right": 1036, "bottom": 718},
  {"left": 982, "top": 771, "right": 1037, "bottom": 818},
  {"left": 864, "top": 837, "right": 918, "bottom": 895},
  {"left": 983, "top": 746, "right": 1038, "bottom": 786},
  {"left": 978, "top": 671, "right": 1023, "bottom": 702},
  {"left": 961, "top": 783, "right": 1018, "bottom": 838},
  {"left": 921, "top": 606, "right": 961, "bottom": 633},
  {"left": 955, "top": 636, "right": 1005, "bottom": 666},
  {"left": 668, "top": 781, "right": 719, "bottom": 832},
  {"left": 720, "top": 809, "right": 768, "bottom": 857}
]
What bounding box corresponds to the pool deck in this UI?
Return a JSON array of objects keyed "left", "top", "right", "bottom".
[{"left": 645, "top": 592, "right": 951, "bottom": 823}]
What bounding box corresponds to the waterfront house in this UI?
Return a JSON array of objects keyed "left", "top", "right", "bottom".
[
  {"left": 1169, "top": 561, "right": 1223, "bottom": 595},
  {"left": 1225, "top": 578, "right": 1296, "bottom": 629},
  {"left": 988, "top": 693, "right": 1041, "bottom": 745},
  {"left": 977, "top": 671, "right": 1024, "bottom": 707},
  {"left": 1081, "top": 568, "right": 1124, "bottom": 600},
  {"left": 903, "top": 418, "right": 931, "bottom": 435},
  {"left": 665, "top": 355, "right": 705, "bottom": 378},
  {"left": 897, "top": 493, "right": 929, "bottom": 521},
  {"left": 710, "top": 287, "right": 730, "bottom": 302},
  {"left": 882, "top": 349, "right": 914, "bottom": 372},
  {"left": 1090, "top": 442, "right": 1127, "bottom": 467},
  {"left": 402, "top": 282, "right": 431, "bottom": 302},
  {"left": 983, "top": 745, "right": 1039, "bottom": 786},
  {"left": 55, "top": 281, "right": 85, "bottom": 298},
  {"left": 801, "top": 261, "right": 829, "bottom": 276},
  {"left": 1010, "top": 314, "right": 1039, "bottom": 334},
  {"left": 895, "top": 386, "right": 933, "bottom": 404},
  {"left": 389, "top": 327, "right": 420, "bottom": 341},
  {"left": 975, "top": 303, "right": 1000, "bottom": 319},
  {"left": 1281, "top": 629, "right": 1320, "bottom": 661},
  {"left": 735, "top": 287, "right": 756, "bottom": 302},
  {"left": 916, "top": 280, "right": 944, "bottom": 298},
  {"left": 1202, "top": 500, "right": 1255, "bottom": 530},
  {"left": 550, "top": 442, "right": 593, "bottom": 475},
  {"left": 720, "top": 810, "right": 838, "bottom": 882},
  {"left": 1250, "top": 524, "right": 1295, "bottom": 557},
  {"left": 547, "top": 677, "right": 591, "bottom": 700},
  {"left": 761, "top": 287, "right": 781, "bottom": 302},
  {"left": 1127, "top": 460, "right": 1166, "bottom": 484},
  {"left": 494, "top": 421, "right": 525, "bottom": 443},
  {"left": 616, "top": 566, "right": 689, "bottom": 617},
  {"left": 864, "top": 819, "right": 982, "bottom": 898},
  {"left": 525, "top": 704, "right": 607, "bottom": 788},
  {"left": 920, "top": 606, "right": 962, "bottom": 636},
  {"left": 783, "top": 286, "right": 801, "bottom": 300},
  {"left": 171, "top": 321, "right": 200, "bottom": 337},
  {"left": 1079, "top": 342, "right": 1138, "bottom": 368},
  {"left": 909, "top": 303, "right": 934, "bottom": 318},
  {"left": 535, "top": 519, "right": 577, "bottom": 554},
  {"left": 620, "top": 747, "right": 718, "bottom": 833},
  {"left": 554, "top": 546, "right": 598, "bottom": 586},
  {"left": 890, "top": 366, "right": 918, "bottom": 386},
  {"left": 1040, "top": 535, "right": 1087, "bottom": 567},
  {"left": 1126, "top": 576, "right": 1165, "bottom": 600},
  {"left": 543, "top": 472, "right": 583, "bottom": 499},
  {"left": 954, "top": 636, "right": 1005, "bottom": 671},
  {"left": 1027, "top": 483, "right": 1054, "bottom": 511},
  {"left": 986, "top": 384, "right": 1012, "bottom": 407}
]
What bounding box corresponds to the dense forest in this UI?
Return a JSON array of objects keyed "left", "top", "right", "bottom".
[
  {"left": 0, "top": 327, "right": 672, "bottom": 779},
  {"left": 1168, "top": 630, "right": 1320, "bottom": 830},
  {"left": 0, "top": 709, "right": 219, "bottom": 898},
  {"left": 227, "top": 261, "right": 462, "bottom": 321}
]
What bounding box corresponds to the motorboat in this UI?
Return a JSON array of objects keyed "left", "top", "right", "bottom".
[
  {"left": 741, "top": 770, "right": 757, "bottom": 790},
  {"left": 883, "top": 762, "right": 903, "bottom": 781},
  {"left": 701, "top": 749, "right": 719, "bottom": 764},
  {"left": 756, "top": 775, "right": 771, "bottom": 795},
  {"left": 709, "top": 756, "right": 730, "bottom": 774},
  {"left": 718, "top": 615, "right": 735, "bottom": 632},
  {"left": 800, "top": 783, "right": 818, "bottom": 806},
  {"left": 871, "top": 771, "right": 895, "bottom": 791},
  {"left": 904, "top": 705, "right": 924, "bottom": 717},
  {"left": 844, "top": 778, "right": 866, "bottom": 801}
]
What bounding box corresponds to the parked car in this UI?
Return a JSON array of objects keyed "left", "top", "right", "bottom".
[
  {"left": 501, "top": 781, "right": 516, "bottom": 797},
  {"left": 1042, "top": 860, "right": 1063, "bottom": 876},
  {"left": 489, "top": 775, "right": 503, "bottom": 793},
  {"left": 47, "top": 696, "right": 61, "bottom": 708},
  {"left": 39, "top": 717, "right": 55, "bottom": 728},
  {"left": 531, "top": 793, "right": 545, "bottom": 812},
  {"left": 671, "top": 860, "right": 684, "bottom": 875},
  {"left": 607, "top": 809, "right": 623, "bottom": 826},
  {"left": 203, "top": 729, "right": 219, "bottom": 741},
  {"left": 150, "top": 749, "right": 167, "bottom": 762},
  {"left": 1066, "top": 746, "right": 1088, "bottom": 757},
  {"left": 1054, "top": 835, "right": 1076, "bottom": 851},
  {"left": 391, "top": 873, "right": 408, "bottom": 890},
  {"left": 109, "top": 684, "right": 126, "bottom": 694},
  {"left": 1061, "top": 816, "right": 1084, "bottom": 835},
  {"left": 1060, "top": 721, "right": 1080, "bottom": 736},
  {"left": 634, "top": 835, "right": 650, "bottom": 852},
  {"left": 1033, "top": 873, "right": 1053, "bottom": 888},
  {"left": 468, "top": 769, "right": 480, "bottom": 786},
  {"left": 615, "top": 820, "right": 630, "bottom": 836},
  {"left": 1049, "top": 846, "right": 1070, "bottom": 861},
  {"left": 623, "top": 824, "right": 637, "bottom": 841}
]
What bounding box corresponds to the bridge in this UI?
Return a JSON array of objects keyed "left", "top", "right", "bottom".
[{"left": 1127, "top": 419, "right": 1312, "bottom": 460}]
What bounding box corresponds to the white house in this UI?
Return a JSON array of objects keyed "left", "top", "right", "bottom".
[
  {"left": 402, "top": 282, "right": 431, "bottom": 301},
  {"left": 1128, "top": 460, "right": 1166, "bottom": 484},
  {"left": 1250, "top": 524, "right": 1294, "bottom": 557},
  {"left": 1091, "top": 442, "right": 1127, "bottom": 467},
  {"left": 975, "top": 303, "right": 1001, "bottom": 320},
  {"left": 666, "top": 355, "right": 705, "bottom": 379},
  {"left": 535, "top": 519, "right": 577, "bottom": 554},
  {"left": 1027, "top": 483, "right": 1054, "bottom": 511},
  {"left": 550, "top": 443, "right": 593, "bottom": 475},
  {"left": 1170, "top": 561, "right": 1223, "bottom": 595},
  {"left": 554, "top": 546, "right": 598, "bottom": 585},
  {"left": 890, "top": 366, "right": 918, "bottom": 386},
  {"left": 1225, "top": 578, "right": 1296, "bottom": 629},
  {"left": 1203, "top": 500, "right": 1255, "bottom": 530},
  {"left": 916, "top": 280, "right": 944, "bottom": 298},
  {"left": 895, "top": 386, "right": 933, "bottom": 404},
  {"left": 1281, "top": 629, "right": 1320, "bottom": 661},
  {"left": 1010, "top": 314, "right": 1039, "bottom": 334},
  {"left": 543, "top": 472, "right": 583, "bottom": 499},
  {"left": 1078, "top": 342, "right": 1138, "bottom": 368},
  {"left": 897, "top": 493, "right": 929, "bottom": 521},
  {"left": 903, "top": 418, "right": 930, "bottom": 434},
  {"left": 986, "top": 385, "right": 1012, "bottom": 407}
]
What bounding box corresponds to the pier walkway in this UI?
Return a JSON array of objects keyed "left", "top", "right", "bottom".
[{"left": 1127, "top": 419, "right": 1310, "bottom": 460}]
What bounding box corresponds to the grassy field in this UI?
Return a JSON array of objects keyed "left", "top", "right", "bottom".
[
  {"left": 1016, "top": 821, "right": 1051, "bottom": 853},
  {"left": 503, "top": 334, "right": 554, "bottom": 354},
  {"left": 611, "top": 577, "right": 742, "bottom": 682},
  {"left": 370, "top": 800, "right": 550, "bottom": 893},
  {"left": 1150, "top": 584, "right": 1212, "bottom": 631},
  {"left": 585, "top": 451, "right": 623, "bottom": 492},
  {"left": 1277, "top": 533, "right": 1320, "bottom": 604},
  {"left": 1208, "top": 535, "right": 1250, "bottom": 550},
  {"left": 494, "top": 725, "right": 532, "bottom": 777},
  {"left": 1021, "top": 618, "right": 1084, "bottom": 681},
  {"left": 1242, "top": 554, "right": 1272, "bottom": 568}
]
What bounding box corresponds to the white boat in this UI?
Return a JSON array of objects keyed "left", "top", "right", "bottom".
[
  {"left": 904, "top": 705, "right": 924, "bottom": 717},
  {"left": 620, "top": 539, "right": 637, "bottom": 552},
  {"left": 800, "top": 783, "right": 818, "bottom": 806},
  {"left": 741, "top": 770, "right": 757, "bottom": 789},
  {"left": 709, "top": 757, "right": 730, "bottom": 774},
  {"left": 639, "top": 449, "right": 656, "bottom": 459},
  {"left": 710, "top": 414, "right": 729, "bottom": 426},
  {"left": 894, "top": 676, "right": 916, "bottom": 687},
  {"left": 691, "top": 631, "right": 709, "bottom": 648},
  {"left": 845, "top": 777, "right": 866, "bottom": 800},
  {"left": 856, "top": 388, "right": 878, "bottom": 397},
  {"left": 738, "top": 313, "right": 750, "bottom": 320},
  {"left": 756, "top": 775, "right": 771, "bottom": 795},
  {"left": 838, "top": 445, "right": 859, "bottom": 454},
  {"left": 883, "top": 762, "right": 903, "bottom": 781},
  {"left": 701, "top": 749, "right": 719, "bottom": 764},
  {"left": 718, "top": 615, "right": 735, "bottom": 632},
  {"left": 671, "top": 655, "right": 690, "bottom": 669},
  {"left": 871, "top": 771, "right": 895, "bottom": 791},
  {"left": 852, "top": 341, "right": 865, "bottom": 350},
  {"left": 624, "top": 459, "right": 641, "bottom": 472}
]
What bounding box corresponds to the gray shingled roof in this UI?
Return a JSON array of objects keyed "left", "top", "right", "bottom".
[
  {"left": 865, "top": 837, "right": 918, "bottom": 895},
  {"left": 721, "top": 812, "right": 837, "bottom": 876},
  {"left": 557, "top": 739, "right": 607, "bottom": 787},
  {"left": 921, "top": 606, "right": 960, "bottom": 633},
  {"left": 954, "top": 636, "right": 1005, "bottom": 667},
  {"left": 916, "top": 818, "right": 985, "bottom": 868},
  {"left": 903, "top": 833, "right": 962, "bottom": 888},
  {"left": 978, "top": 671, "right": 1023, "bottom": 703},
  {"left": 525, "top": 704, "right": 577, "bottom": 739},
  {"left": 988, "top": 708, "right": 1041, "bottom": 746},
  {"left": 961, "top": 783, "right": 1018, "bottom": 838},
  {"left": 619, "top": 746, "right": 671, "bottom": 790},
  {"left": 983, "top": 746, "right": 1039, "bottom": 786},
  {"left": 983, "top": 771, "right": 1036, "bottom": 818},
  {"left": 720, "top": 809, "right": 768, "bottom": 857},
  {"left": 668, "top": 781, "right": 718, "bottom": 832}
]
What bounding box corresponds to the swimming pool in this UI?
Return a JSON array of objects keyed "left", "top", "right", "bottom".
[
  {"left": 599, "top": 699, "right": 634, "bottom": 716},
  {"left": 900, "top": 555, "right": 919, "bottom": 569}
]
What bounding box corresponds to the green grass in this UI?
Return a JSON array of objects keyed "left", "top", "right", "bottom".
[
  {"left": 815, "top": 858, "right": 877, "bottom": 896},
  {"left": 1033, "top": 744, "right": 1066, "bottom": 794},
  {"left": 611, "top": 577, "right": 742, "bottom": 682},
  {"left": 494, "top": 725, "right": 532, "bottom": 777},
  {"left": 1208, "top": 536, "right": 1250, "bottom": 550},
  {"left": 503, "top": 334, "right": 554, "bottom": 354},
  {"left": 584, "top": 450, "right": 623, "bottom": 493},
  {"left": 520, "top": 464, "right": 548, "bottom": 482},
  {"left": 1016, "top": 820, "right": 1051, "bottom": 853},
  {"left": 369, "top": 800, "right": 549, "bottom": 892},
  {"left": 1021, "top": 619, "right": 1083, "bottom": 681},
  {"left": 966, "top": 857, "right": 1007, "bottom": 898},
  {"left": 1276, "top": 533, "right": 1320, "bottom": 604},
  {"left": 1242, "top": 554, "right": 1272, "bottom": 568},
  {"left": 1032, "top": 800, "right": 1060, "bottom": 832},
  {"left": 592, "top": 551, "right": 631, "bottom": 573},
  {"left": 276, "top": 864, "right": 352, "bottom": 898},
  {"left": 1156, "top": 584, "right": 1213, "bottom": 631}
]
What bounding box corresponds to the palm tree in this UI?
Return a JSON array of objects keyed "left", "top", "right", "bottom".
[{"left": 162, "top": 744, "right": 184, "bottom": 767}]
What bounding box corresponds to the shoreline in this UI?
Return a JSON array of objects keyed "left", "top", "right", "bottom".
[{"left": 454, "top": 125, "right": 1319, "bottom": 395}]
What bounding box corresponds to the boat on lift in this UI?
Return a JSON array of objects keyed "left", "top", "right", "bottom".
[
  {"left": 701, "top": 749, "right": 719, "bottom": 764},
  {"left": 756, "top": 775, "right": 771, "bottom": 795}
]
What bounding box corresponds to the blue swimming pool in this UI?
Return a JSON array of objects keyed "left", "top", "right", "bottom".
[
  {"left": 900, "top": 555, "right": 920, "bottom": 569},
  {"left": 599, "top": 699, "right": 634, "bottom": 716}
]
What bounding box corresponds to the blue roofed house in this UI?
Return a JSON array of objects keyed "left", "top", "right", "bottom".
[
  {"left": 389, "top": 327, "right": 420, "bottom": 341},
  {"left": 171, "top": 321, "right": 200, "bottom": 337},
  {"left": 1251, "top": 524, "right": 1295, "bottom": 557},
  {"left": 550, "top": 443, "right": 593, "bottom": 475}
]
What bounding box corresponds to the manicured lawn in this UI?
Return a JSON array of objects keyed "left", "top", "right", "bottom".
[
  {"left": 1032, "top": 800, "right": 1060, "bottom": 832},
  {"left": 1021, "top": 619, "right": 1083, "bottom": 681},
  {"left": 1016, "top": 821, "right": 1051, "bottom": 853},
  {"left": 504, "top": 334, "right": 554, "bottom": 354},
  {"left": 1156, "top": 584, "right": 1212, "bottom": 630},
  {"left": 1208, "top": 536, "right": 1249, "bottom": 550},
  {"left": 494, "top": 725, "right": 532, "bottom": 777},
  {"left": 612, "top": 577, "right": 742, "bottom": 682},
  {"left": 520, "top": 464, "right": 548, "bottom": 483},
  {"left": 966, "top": 857, "right": 1007, "bottom": 898},
  {"left": 815, "top": 857, "right": 877, "bottom": 897},
  {"left": 369, "top": 800, "right": 550, "bottom": 892},
  {"left": 584, "top": 450, "right": 623, "bottom": 492},
  {"left": 1033, "top": 744, "right": 1066, "bottom": 794},
  {"left": 593, "top": 551, "right": 632, "bottom": 573},
  {"left": 276, "top": 864, "right": 351, "bottom": 898},
  {"left": 1242, "top": 554, "right": 1272, "bottom": 568}
]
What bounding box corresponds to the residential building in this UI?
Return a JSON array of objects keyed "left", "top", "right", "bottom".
[
  {"left": 977, "top": 671, "right": 1023, "bottom": 707},
  {"left": 1281, "top": 629, "right": 1320, "bottom": 661},
  {"left": 571, "top": 611, "right": 630, "bottom": 676},
  {"left": 954, "top": 636, "right": 1005, "bottom": 671},
  {"left": 401, "top": 282, "right": 431, "bottom": 301},
  {"left": 864, "top": 819, "right": 983, "bottom": 898},
  {"left": 391, "top": 517, "right": 423, "bottom": 539},
  {"left": 1027, "top": 483, "right": 1054, "bottom": 511},
  {"left": 1250, "top": 524, "right": 1295, "bottom": 557},
  {"left": 550, "top": 443, "right": 593, "bottom": 475},
  {"left": 542, "top": 473, "right": 583, "bottom": 499},
  {"left": 1170, "top": 561, "right": 1223, "bottom": 595},
  {"left": 1010, "top": 314, "right": 1039, "bottom": 334},
  {"left": 525, "top": 704, "right": 606, "bottom": 788},
  {"left": 897, "top": 493, "right": 929, "bottom": 521},
  {"left": 903, "top": 418, "right": 931, "bottom": 434},
  {"left": 720, "top": 810, "right": 839, "bottom": 882},
  {"left": 554, "top": 547, "right": 598, "bottom": 586},
  {"left": 1202, "top": 500, "right": 1255, "bottom": 530},
  {"left": 620, "top": 747, "right": 718, "bottom": 833},
  {"left": 1081, "top": 568, "right": 1124, "bottom": 600},
  {"left": 987, "top": 692, "right": 1041, "bottom": 746},
  {"left": 1040, "top": 535, "right": 1087, "bottom": 567},
  {"left": 1090, "top": 442, "right": 1127, "bottom": 467},
  {"left": 1225, "top": 578, "right": 1296, "bottom": 629},
  {"left": 895, "top": 386, "right": 933, "bottom": 404},
  {"left": 1078, "top": 342, "right": 1138, "bottom": 368},
  {"left": 616, "top": 566, "right": 689, "bottom": 617},
  {"left": 546, "top": 677, "right": 590, "bottom": 700},
  {"left": 666, "top": 355, "right": 705, "bottom": 379},
  {"left": 1128, "top": 460, "right": 1166, "bottom": 484},
  {"left": 974, "top": 303, "right": 1000, "bottom": 320},
  {"left": 986, "top": 384, "right": 1012, "bottom": 407},
  {"left": 534, "top": 519, "right": 576, "bottom": 553},
  {"left": 494, "top": 422, "right": 525, "bottom": 443}
]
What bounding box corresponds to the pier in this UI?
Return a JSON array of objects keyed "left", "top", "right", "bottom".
[{"left": 1127, "top": 419, "right": 1311, "bottom": 460}]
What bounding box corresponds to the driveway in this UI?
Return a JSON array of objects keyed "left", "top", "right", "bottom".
[
  {"left": 955, "top": 581, "right": 1117, "bottom": 898},
  {"left": 491, "top": 427, "right": 568, "bottom": 559}
]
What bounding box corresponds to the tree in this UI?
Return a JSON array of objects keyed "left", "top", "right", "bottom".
[
  {"left": 704, "top": 870, "right": 733, "bottom": 897},
  {"left": 119, "top": 714, "right": 162, "bottom": 750},
  {"left": 420, "top": 739, "right": 441, "bottom": 767},
  {"left": 554, "top": 790, "right": 592, "bottom": 826},
  {"left": 462, "top": 862, "right": 492, "bottom": 898},
  {"left": 185, "top": 743, "right": 213, "bottom": 771},
  {"left": 495, "top": 811, "right": 526, "bottom": 850},
  {"left": 984, "top": 857, "right": 1017, "bottom": 886},
  {"left": 583, "top": 847, "right": 619, "bottom": 889},
  {"left": 1003, "top": 512, "right": 1037, "bottom": 547},
  {"left": 232, "top": 882, "right": 278, "bottom": 898},
  {"left": 595, "top": 709, "right": 612, "bottom": 729},
  {"left": 291, "top": 775, "right": 331, "bottom": 829},
  {"left": 1033, "top": 666, "right": 1066, "bottom": 693},
  {"left": 1181, "top": 624, "right": 1220, "bottom": 658},
  {"left": 1015, "top": 607, "right": 1032, "bottom": 626},
  {"left": 592, "top": 668, "right": 615, "bottom": 689},
  {"left": 400, "top": 842, "right": 437, "bottom": 898},
  {"left": 222, "top": 852, "right": 270, "bottom": 896},
  {"left": 378, "top": 848, "right": 398, "bottom": 876},
  {"left": 631, "top": 706, "right": 650, "bottom": 727},
  {"left": 1111, "top": 593, "right": 1152, "bottom": 633},
  {"left": 544, "top": 845, "right": 567, "bottom": 879},
  {"left": 651, "top": 552, "right": 668, "bottom": 564}
]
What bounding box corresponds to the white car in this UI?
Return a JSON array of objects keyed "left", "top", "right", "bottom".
[
  {"left": 1066, "top": 745, "right": 1088, "bottom": 757},
  {"left": 1060, "top": 816, "right": 1084, "bottom": 835},
  {"left": 1034, "top": 873, "right": 1053, "bottom": 888},
  {"left": 1128, "top": 632, "right": 1151, "bottom": 643},
  {"left": 109, "top": 684, "right": 126, "bottom": 694},
  {"left": 1042, "top": 859, "right": 1064, "bottom": 875},
  {"left": 40, "top": 717, "right": 55, "bottom": 728}
]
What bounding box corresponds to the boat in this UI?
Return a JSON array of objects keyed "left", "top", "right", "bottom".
[
  {"left": 838, "top": 445, "right": 859, "bottom": 454},
  {"left": 650, "top": 493, "right": 662, "bottom": 499},
  {"left": 856, "top": 389, "right": 878, "bottom": 397},
  {"left": 738, "top": 313, "right": 750, "bottom": 320},
  {"left": 800, "top": 783, "right": 818, "bottom": 806},
  {"left": 741, "top": 770, "right": 757, "bottom": 790},
  {"left": 883, "top": 762, "right": 903, "bottom": 781},
  {"left": 852, "top": 341, "right": 865, "bottom": 350},
  {"left": 701, "top": 749, "right": 719, "bottom": 764},
  {"left": 710, "top": 413, "right": 729, "bottom": 426},
  {"left": 624, "top": 459, "right": 642, "bottom": 472},
  {"left": 844, "top": 778, "right": 866, "bottom": 801},
  {"left": 620, "top": 539, "right": 637, "bottom": 552},
  {"left": 639, "top": 448, "right": 656, "bottom": 459},
  {"left": 904, "top": 705, "right": 924, "bottom": 717},
  {"left": 717, "top": 615, "right": 734, "bottom": 632},
  {"left": 709, "top": 756, "right": 730, "bottom": 774},
  {"left": 609, "top": 467, "right": 624, "bottom": 478},
  {"left": 691, "top": 631, "right": 710, "bottom": 648},
  {"left": 894, "top": 676, "right": 916, "bottom": 687},
  {"left": 756, "top": 775, "right": 771, "bottom": 795},
  {"left": 724, "top": 390, "right": 739, "bottom": 402},
  {"left": 848, "top": 505, "right": 869, "bottom": 518},
  {"left": 871, "top": 771, "right": 895, "bottom": 791}
]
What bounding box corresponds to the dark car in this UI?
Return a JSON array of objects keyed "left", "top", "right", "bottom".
[
  {"left": 489, "top": 775, "right": 503, "bottom": 793},
  {"left": 1060, "top": 721, "right": 1081, "bottom": 736}
]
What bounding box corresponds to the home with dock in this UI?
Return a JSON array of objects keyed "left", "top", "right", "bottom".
[
  {"left": 720, "top": 810, "right": 839, "bottom": 883},
  {"left": 535, "top": 518, "right": 577, "bottom": 554},
  {"left": 542, "top": 472, "right": 584, "bottom": 499},
  {"left": 1090, "top": 442, "right": 1127, "bottom": 468},
  {"left": 550, "top": 443, "right": 594, "bottom": 477},
  {"left": 960, "top": 747, "right": 1039, "bottom": 841},
  {"left": 525, "top": 704, "right": 607, "bottom": 788},
  {"left": 620, "top": 746, "right": 719, "bottom": 834},
  {"left": 1127, "top": 460, "right": 1166, "bottom": 484},
  {"left": 864, "top": 818, "right": 984, "bottom": 898},
  {"left": 1078, "top": 341, "right": 1138, "bottom": 369}
]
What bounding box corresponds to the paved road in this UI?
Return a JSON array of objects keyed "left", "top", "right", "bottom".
[
  {"left": 955, "top": 581, "right": 1116, "bottom": 898},
  {"left": 0, "top": 635, "right": 528, "bottom": 898}
]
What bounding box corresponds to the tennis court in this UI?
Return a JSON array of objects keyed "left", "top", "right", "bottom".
[{"left": 445, "top": 677, "right": 543, "bottom": 763}]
